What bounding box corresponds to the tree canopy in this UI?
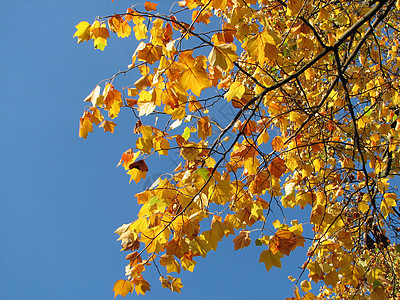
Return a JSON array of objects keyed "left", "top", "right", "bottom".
[{"left": 75, "top": 0, "right": 400, "bottom": 298}]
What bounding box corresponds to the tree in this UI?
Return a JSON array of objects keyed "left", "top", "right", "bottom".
[{"left": 75, "top": 0, "right": 400, "bottom": 298}]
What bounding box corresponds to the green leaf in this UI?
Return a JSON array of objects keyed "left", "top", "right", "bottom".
[
  {"left": 196, "top": 168, "right": 209, "bottom": 180},
  {"left": 395, "top": 244, "right": 400, "bottom": 253},
  {"left": 373, "top": 280, "right": 382, "bottom": 289},
  {"left": 255, "top": 238, "right": 262, "bottom": 246},
  {"left": 149, "top": 196, "right": 160, "bottom": 206},
  {"left": 364, "top": 106, "right": 372, "bottom": 117}
]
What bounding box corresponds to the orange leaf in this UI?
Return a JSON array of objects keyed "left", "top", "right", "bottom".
[
  {"left": 271, "top": 136, "right": 284, "bottom": 151},
  {"left": 99, "top": 120, "right": 117, "bottom": 133},
  {"left": 90, "top": 21, "right": 110, "bottom": 51},
  {"left": 144, "top": 1, "right": 158, "bottom": 11},
  {"left": 113, "top": 279, "right": 134, "bottom": 298},
  {"left": 136, "top": 42, "right": 163, "bottom": 65},
  {"left": 268, "top": 157, "right": 287, "bottom": 178},
  {"left": 269, "top": 229, "right": 297, "bottom": 256},
  {"left": 108, "top": 15, "right": 131, "bottom": 38},
  {"left": 79, "top": 111, "right": 93, "bottom": 139}
]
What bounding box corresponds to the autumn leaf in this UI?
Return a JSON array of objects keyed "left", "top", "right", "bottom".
[
  {"left": 90, "top": 21, "right": 109, "bottom": 51},
  {"left": 79, "top": 111, "right": 93, "bottom": 139},
  {"left": 225, "top": 81, "right": 245, "bottom": 102},
  {"left": 129, "top": 159, "right": 149, "bottom": 172},
  {"left": 133, "top": 23, "right": 148, "bottom": 40},
  {"left": 244, "top": 31, "right": 278, "bottom": 64},
  {"left": 268, "top": 157, "right": 287, "bottom": 178},
  {"left": 259, "top": 250, "right": 284, "bottom": 271},
  {"left": 287, "top": 0, "right": 303, "bottom": 17},
  {"left": 232, "top": 230, "right": 251, "bottom": 250},
  {"left": 271, "top": 136, "right": 285, "bottom": 151},
  {"left": 132, "top": 275, "right": 151, "bottom": 295},
  {"left": 159, "top": 254, "right": 181, "bottom": 273},
  {"left": 77, "top": 1, "right": 400, "bottom": 298},
  {"left": 83, "top": 85, "right": 101, "bottom": 107},
  {"left": 178, "top": 52, "right": 211, "bottom": 96},
  {"left": 160, "top": 275, "right": 183, "bottom": 293},
  {"left": 100, "top": 120, "right": 117, "bottom": 133},
  {"left": 113, "top": 279, "right": 134, "bottom": 298},
  {"left": 144, "top": 2, "right": 158, "bottom": 11},
  {"left": 208, "top": 43, "right": 239, "bottom": 71},
  {"left": 73, "top": 21, "right": 91, "bottom": 43},
  {"left": 269, "top": 229, "right": 297, "bottom": 256},
  {"left": 108, "top": 15, "right": 131, "bottom": 38},
  {"left": 103, "top": 83, "right": 122, "bottom": 119},
  {"left": 136, "top": 42, "right": 163, "bottom": 65}
]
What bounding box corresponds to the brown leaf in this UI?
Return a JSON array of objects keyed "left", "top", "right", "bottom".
[
  {"left": 268, "top": 157, "right": 287, "bottom": 178},
  {"left": 232, "top": 230, "right": 251, "bottom": 250},
  {"left": 269, "top": 229, "right": 297, "bottom": 256},
  {"left": 129, "top": 159, "right": 149, "bottom": 172}
]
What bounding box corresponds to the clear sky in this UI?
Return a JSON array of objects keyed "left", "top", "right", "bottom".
[{"left": 1, "top": 1, "right": 309, "bottom": 299}]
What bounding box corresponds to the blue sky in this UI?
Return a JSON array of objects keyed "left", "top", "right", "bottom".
[{"left": 1, "top": 1, "right": 309, "bottom": 299}]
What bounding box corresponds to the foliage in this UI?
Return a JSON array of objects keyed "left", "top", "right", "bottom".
[{"left": 75, "top": 0, "right": 400, "bottom": 298}]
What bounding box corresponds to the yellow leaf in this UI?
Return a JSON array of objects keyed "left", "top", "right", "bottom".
[
  {"left": 154, "top": 138, "right": 170, "bottom": 156},
  {"left": 137, "top": 101, "right": 156, "bottom": 116},
  {"left": 324, "top": 271, "right": 339, "bottom": 287},
  {"left": 79, "top": 111, "right": 93, "bottom": 139},
  {"left": 301, "top": 280, "right": 312, "bottom": 293},
  {"left": 225, "top": 82, "right": 245, "bottom": 101},
  {"left": 113, "top": 279, "right": 134, "bottom": 298},
  {"left": 244, "top": 157, "right": 260, "bottom": 175},
  {"left": 103, "top": 84, "right": 122, "bottom": 119},
  {"left": 108, "top": 15, "right": 131, "bottom": 38},
  {"left": 90, "top": 21, "right": 109, "bottom": 51},
  {"left": 245, "top": 31, "right": 278, "bottom": 64},
  {"left": 73, "top": 21, "right": 91, "bottom": 43},
  {"left": 287, "top": 0, "right": 304, "bottom": 17},
  {"left": 208, "top": 43, "right": 239, "bottom": 71},
  {"left": 159, "top": 254, "right": 181, "bottom": 273},
  {"left": 133, "top": 23, "right": 148, "bottom": 40},
  {"left": 132, "top": 275, "right": 151, "bottom": 295},
  {"left": 136, "top": 42, "right": 163, "bottom": 64},
  {"left": 127, "top": 168, "right": 147, "bottom": 183},
  {"left": 83, "top": 85, "right": 101, "bottom": 107},
  {"left": 210, "top": 0, "right": 228, "bottom": 10},
  {"left": 89, "top": 107, "right": 103, "bottom": 125},
  {"left": 259, "top": 249, "right": 284, "bottom": 271},
  {"left": 181, "top": 257, "right": 196, "bottom": 272},
  {"left": 178, "top": 53, "right": 211, "bottom": 96},
  {"left": 189, "top": 235, "right": 212, "bottom": 257},
  {"left": 257, "top": 130, "right": 270, "bottom": 145},
  {"left": 384, "top": 193, "right": 397, "bottom": 207},
  {"left": 99, "top": 120, "right": 117, "bottom": 133}
]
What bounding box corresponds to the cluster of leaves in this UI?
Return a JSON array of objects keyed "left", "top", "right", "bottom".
[{"left": 75, "top": 0, "right": 400, "bottom": 299}]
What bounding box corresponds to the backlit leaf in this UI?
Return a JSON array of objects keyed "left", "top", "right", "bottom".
[
  {"left": 259, "top": 250, "right": 284, "bottom": 271},
  {"left": 113, "top": 280, "right": 134, "bottom": 298}
]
